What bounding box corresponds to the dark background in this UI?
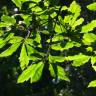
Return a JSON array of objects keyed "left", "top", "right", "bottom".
[{"left": 0, "top": 0, "right": 96, "bottom": 96}]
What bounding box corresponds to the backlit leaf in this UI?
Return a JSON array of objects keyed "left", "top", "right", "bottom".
[
  {"left": 17, "top": 61, "right": 44, "bottom": 83},
  {"left": 12, "top": 0, "right": 22, "bottom": 8},
  {"left": 87, "top": 2, "right": 96, "bottom": 11},
  {"left": 49, "top": 55, "right": 65, "bottom": 63},
  {"left": 19, "top": 44, "right": 29, "bottom": 70},
  {"left": 49, "top": 64, "right": 70, "bottom": 82},
  {"left": 72, "top": 18, "right": 84, "bottom": 29},
  {"left": 0, "top": 43, "right": 21, "bottom": 57},
  {"left": 81, "top": 20, "right": 96, "bottom": 33},
  {"left": 83, "top": 33, "right": 96, "bottom": 45},
  {"left": 68, "top": 1, "right": 81, "bottom": 13},
  {"left": 66, "top": 53, "right": 90, "bottom": 67},
  {"left": 88, "top": 80, "right": 96, "bottom": 87}
]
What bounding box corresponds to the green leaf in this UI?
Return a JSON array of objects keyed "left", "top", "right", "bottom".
[
  {"left": 32, "top": 0, "right": 41, "bottom": 3},
  {"left": 61, "top": 6, "right": 68, "bottom": 11},
  {"left": 12, "top": 0, "right": 29, "bottom": 9},
  {"left": 9, "top": 36, "right": 23, "bottom": 44},
  {"left": 88, "top": 80, "right": 96, "bottom": 87},
  {"left": 72, "top": 18, "right": 84, "bottom": 29},
  {"left": 0, "top": 42, "right": 21, "bottom": 57},
  {"left": 12, "top": 0, "right": 22, "bottom": 9},
  {"left": 47, "top": 34, "right": 64, "bottom": 42},
  {"left": 51, "top": 43, "right": 64, "bottom": 51},
  {"left": 81, "top": 20, "right": 96, "bottom": 33},
  {"left": 17, "top": 61, "right": 44, "bottom": 83},
  {"left": 83, "top": 33, "right": 96, "bottom": 45},
  {"left": 66, "top": 53, "right": 90, "bottom": 67},
  {"left": 92, "top": 66, "right": 96, "bottom": 71},
  {"left": 0, "top": 15, "right": 16, "bottom": 27},
  {"left": 21, "top": 14, "right": 32, "bottom": 26},
  {"left": 49, "top": 55, "right": 65, "bottom": 63},
  {"left": 19, "top": 44, "right": 29, "bottom": 70},
  {"left": 49, "top": 64, "right": 70, "bottom": 82},
  {"left": 34, "top": 32, "right": 41, "bottom": 44},
  {"left": 53, "top": 34, "right": 64, "bottom": 42},
  {"left": 31, "top": 6, "right": 42, "bottom": 13},
  {"left": 91, "top": 56, "right": 96, "bottom": 65},
  {"left": 0, "top": 33, "right": 14, "bottom": 48},
  {"left": 25, "top": 39, "right": 33, "bottom": 46},
  {"left": 50, "top": 12, "right": 57, "bottom": 18},
  {"left": 64, "top": 41, "right": 81, "bottom": 50},
  {"left": 26, "top": 44, "right": 42, "bottom": 61},
  {"left": 64, "top": 15, "right": 73, "bottom": 24},
  {"left": 69, "top": 12, "right": 80, "bottom": 27},
  {"left": 2, "top": 15, "right": 16, "bottom": 24},
  {"left": 51, "top": 41, "right": 80, "bottom": 51},
  {"left": 87, "top": 2, "right": 96, "bottom": 11},
  {"left": 54, "top": 23, "right": 62, "bottom": 33},
  {"left": 68, "top": 1, "right": 81, "bottom": 13},
  {"left": 66, "top": 1, "right": 81, "bottom": 29}
]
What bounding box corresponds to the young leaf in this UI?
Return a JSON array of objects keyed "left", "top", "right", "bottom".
[
  {"left": 64, "top": 15, "right": 73, "bottom": 24},
  {"left": 34, "top": 32, "right": 41, "bottom": 44},
  {"left": 12, "top": 0, "right": 22, "bottom": 9},
  {"left": 83, "top": 33, "right": 96, "bottom": 45},
  {"left": 72, "top": 18, "right": 84, "bottom": 29},
  {"left": 9, "top": 36, "right": 23, "bottom": 44},
  {"left": 49, "top": 64, "right": 70, "bottom": 82},
  {"left": 0, "top": 33, "right": 14, "bottom": 48},
  {"left": 1, "top": 15, "right": 16, "bottom": 24},
  {"left": 87, "top": 2, "right": 96, "bottom": 11},
  {"left": 61, "top": 6, "right": 68, "bottom": 11},
  {"left": 26, "top": 44, "right": 42, "bottom": 61},
  {"left": 0, "top": 15, "right": 16, "bottom": 27},
  {"left": 52, "top": 34, "right": 64, "bottom": 42},
  {"left": 19, "top": 44, "right": 29, "bottom": 70},
  {"left": 25, "top": 39, "right": 33, "bottom": 46},
  {"left": 0, "top": 43, "right": 21, "bottom": 57},
  {"left": 54, "top": 23, "right": 62, "bottom": 33},
  {"left": 51, "top": 41, "right": 80, "bottom": 51},
  {"left": 66, "top": 53, "right": 90, "bottom": 67},
  {"left": 17, "top": 61, "right": 44, "bottom": 83},
  {"left": 49, "top": 55, "right": 66, "bottom": 63},
  {"left": 88, "top": 80, "right": 96, "bottom": 87},
  {"left": 91, "top": 56, "right": 96, "bottom": 65},
  {"left": 81, "top": 20, "right": 96, "bottom": 33},
  {"left": 30, "top": 61, "right": 44, "bottom": 83},
  {"left": 50, "top": 12, "right": 57, "bottom": 18},
  {"left": 69, "top": 12, "right": 80, "bottom": 27},
  {"left": 64, "top": 41, "right": 81, "bottom": 50},
  {"left": 68, "top": 1, "right": 81, "bottom": 13}
]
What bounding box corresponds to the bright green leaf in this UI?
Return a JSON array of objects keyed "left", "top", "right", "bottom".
[
  {"left": 81, "top": 20, "right": 96, "bottom": 33},
  {"left": 50, "top": 12, "right": 57, "bottom": 18},
  {"left": 49, "top": 55, "right": 65, "bottom": 63},
  {"left": 0, "top": 42, "right": 21, "bottom": 57},
  {"left": 88, "top": 80, "right": 96, "bottom": 87},
  {"left": 19, "top": 44, "right": 29, "bottom": 70},
  {"left": 87, "top": 2, "right": 96, "bottom": 11},
  {"left": 26, "top": 44, "right": 42, "bottom": 61},
  {"left": 17, "top": 61, "right": 44, "bottom": 83},
  {"left": 72, "top": 18, "right": 84, "bottom": 29},
  {"left": 49, "top": 64, "right": 70, "bottom": 82},
  {"left": 83, "top": 33, "right": 96, "bottom": 45},
  {"left": 68, "top": 1, "right": 81, "bottom": 13},
  {"left": 9, "top": 36, "right": 23, "bottom": 44},
  {"left": 64, "top": 15, "right": 73, "bottom": 24},
  {"left": 91, "top": 56, "right": 96, "bottom": 65},
  {"left": 12, "top": 0, "right": 22, "bottom": 8},
  {"left": 66, "top": 53, "right": 90, "bottom": 67},
  {"left": 61, "top": 6, "right": 68, "bottom": 11}
]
